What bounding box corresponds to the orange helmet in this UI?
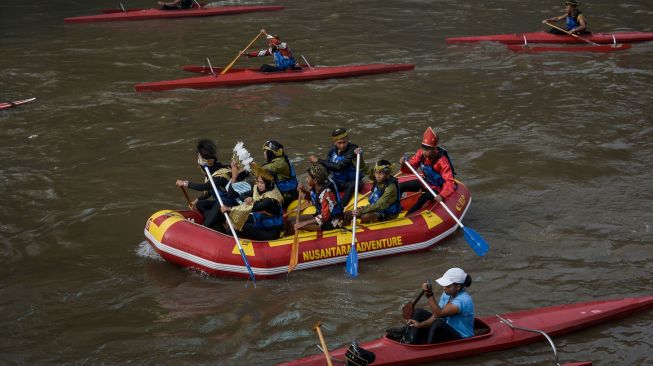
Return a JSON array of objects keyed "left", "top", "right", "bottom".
[{"left": 421, "top": 127, "right": 438, "bottom": 147}]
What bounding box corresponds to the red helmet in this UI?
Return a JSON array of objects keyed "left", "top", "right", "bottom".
[{"left": 421, "top": 127, "right": 438, "bottom": 147}]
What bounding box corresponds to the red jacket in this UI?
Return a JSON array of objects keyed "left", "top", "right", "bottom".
[{"left": 401, "top": 149, "right": 456, "bottom": 199}]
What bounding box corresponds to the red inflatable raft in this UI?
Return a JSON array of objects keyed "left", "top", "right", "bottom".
[
  {"left": 135, "top": 63, "right": 415, "bottom": 92},
  {"left": 64, "top": 5, "right": 284, "bottom": 23},
  {"left": 446, "top": 31, "right": 653, "bottom": 45},
  {"left": 144, "top": 176, "right": 471, "bottom": 279},
  {"left": 280, "top": 295, "right": 653, "bottom": 365}
]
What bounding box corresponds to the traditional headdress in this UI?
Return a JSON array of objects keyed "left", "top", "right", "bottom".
[
  {"left": 262, "top": 140, "right": 284, "bottom": 157},
  {"left": 331, "top": 128, "right": 348, "bottom": 142},
  {"left": 307, "top": 163, "right": 328, "bottom": 184},
  {"left": 232, "top": 141, "right": 253, "bottom": 171},
  {"left": 250, "top": 162, "right": 275, "bottom": 182},
  {"left": 421, "top": 127, "right": 438, "bottom": 148},
  {"left": 374, "top": 159, "right": 392, "bottom": 174},
  {"left": 565, "top": 0, "right": 578, "bottom": 7}
]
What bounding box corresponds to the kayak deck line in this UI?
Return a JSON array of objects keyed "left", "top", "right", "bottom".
[
  {"left": 134, "top": 63, "right": 415, "bottom": 92},
  {"left": 64, "top": 5, "right": 285, "bottom": 23}
]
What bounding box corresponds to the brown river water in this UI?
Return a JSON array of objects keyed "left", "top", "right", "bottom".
[{"left": 1, "top": 0, "right": 652, "bottom": 364}]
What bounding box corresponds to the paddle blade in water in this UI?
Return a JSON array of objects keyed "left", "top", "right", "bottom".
[
  {"left": 346, "top": 244, "right": 358, "bottom": 277},
  {"left": 463, "top": 227, "right": 489, "bottom": 257}
]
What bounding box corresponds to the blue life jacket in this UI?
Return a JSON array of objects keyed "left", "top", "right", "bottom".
[
  {"left": 328, "top": 147, "right": 357, "bottom": 186},
  {"left": 250, "top": 204, "right": 283, "bottom": 231},
  {"left": 273, "top": 50, "right": 296, "bottom": 70},
  {"left": 368, "top": 177, "right": 402, "bottom": 217},
  {"left": 566, "top": 10, "right": 582, "bottom": 30},
  {"left": 275, "top": 157, "right": 298, "bottom": 193},
  {"left": 310, "top": 178, "right": 344, "bottom": 218},
  {"left": 419, "top": 147, "right": 456, "bottom": 188}
]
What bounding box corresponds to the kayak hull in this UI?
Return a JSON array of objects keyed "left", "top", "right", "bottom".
[
  {"left": 446, "top": 31, "right": 653, "bottom": 45},
  {"left": 135, "top": 64, "right": 415, "bottom": 92},
  {"left": 64, "top": 5, "right": 284, "bottom": 23},
  {"left": 144, "top": 177, "right": 471, "bottom": 279},
  {"left": 506, "top": 44, "right": 632, "bottom": 53},
  {"left": 280, "top": 295, "right": 653, "bottom": 365},
  {"left": 0, "top": 97, "right": 36, "bottom": 110}
]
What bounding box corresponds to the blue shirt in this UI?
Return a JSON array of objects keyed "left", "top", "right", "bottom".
[{"left": 438, "top": 289, "right": 474, "bottom": 338}]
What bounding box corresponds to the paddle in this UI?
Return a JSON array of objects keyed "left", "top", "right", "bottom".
[
  {"left": 313, "top": 322, "right": 334, "bottom": 366},
  {"left": 403, "top": 162, "right": 489, "bottom": 257},
  {"left": 180, "top": 186, "right": 193, "bottom": 209},
  {"left": 545, "top": 22, "right": 600, "bottom": 46},
  {"left": 221, "top": 30, "right": 265, "bottom": 75},
  {"left": 345, "top": 151, "right": 362, "bottom": 277},
  {"left": 202, "top": 165, "right": 256, "bottom": 285},
  {"left": 287, "top": 194, "right": 302, "bottom": 273},
  {"left": 402, "top": 290, "right": 425, "bottom": 321}
]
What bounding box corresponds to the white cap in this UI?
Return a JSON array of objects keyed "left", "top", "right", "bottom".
[
  {"left": 266, "top": 34, "right": 275, "bottom": 40},
  {"left": 435, "top": 267, "right": 467, "bottom": 286}
]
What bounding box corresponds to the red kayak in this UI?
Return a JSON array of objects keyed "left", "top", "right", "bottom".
[
  {"left": 0, "top": 97, "right": 36, "bottom": 110},
  {"left": 64, "top": 5, "right": 284, "bottom": 23},
  {"left": 507, "top": 44, "right": 632, "bottom": 53},
  {"left": 134, "top": 64, "right": 415, "bottom": 92},
  {"left": 280, "top": 295, "right": 653, "bottom": 365},
  {"left": 446, "top": 31, "right": 653, "bottom": 45}
]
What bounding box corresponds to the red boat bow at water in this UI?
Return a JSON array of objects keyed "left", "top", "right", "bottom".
[
  {"left": 134, "top": 64, "right": 415, "bottom": 92},
  {"left": 280, "top": 295, "right": 653, "bottom": 365}
]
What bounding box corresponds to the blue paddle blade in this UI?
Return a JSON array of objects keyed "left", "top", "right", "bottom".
[
  {"left": 346, "top": 245, "right": 358, "bottom": 277},
  {"left": 463, "top": 227, "right": 489, "bottom": 257},
  {"left": 238, "top": 247, "right": 257, "bottom": 284}
]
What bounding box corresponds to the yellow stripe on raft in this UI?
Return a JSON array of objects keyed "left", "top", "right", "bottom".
[
  {"left": 147, "top": 210, "right": 186, "bottom": 243},
  {"left": 232, "top": 239, "right": 255, "bottom": 256}
]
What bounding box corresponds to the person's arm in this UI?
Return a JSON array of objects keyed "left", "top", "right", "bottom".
[
  {"left": 318, "top": 146, "right": 356, "bottom": 172},
  {"left": 434, "top": 157, "right": 456, "bottom": 199},
  {"left": 251, "top": 197, "right": 280, "bottom": 213},
  {"left": 571, "top": 14, "right": 587, "bottom": 33},
  {"left": 407, "top": 286, "right": 460, "bottom": 329},
  {"left": 542, "top": 13, "right": 566, "bottom": 24},
  {"left": 359, "top": 183, "right": 397, "bottom": 215},
  {"left": 400, "top": 150, "right": 422, "bottom": 175}
]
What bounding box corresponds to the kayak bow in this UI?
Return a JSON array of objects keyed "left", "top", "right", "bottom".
[{"left": 0, "top": 97, "right": 36, "bottom": 110}]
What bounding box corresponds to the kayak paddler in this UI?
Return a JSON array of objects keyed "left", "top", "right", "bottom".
[
  {"left": 399, "top": 127, "right": 456, "bottom": 215},
  {"left": 157, "top": 0, "right": 193, "bottom": 10},
  {"left": 403, "top": 267, "right": 475, "bottom": 344},
  {"left": 219, "top": 164, "right": 284, "bottom": 241},
  {"left": 309, "top": 128, "right": 363, "bottom": 209},
  {"left": 292, "top": 163, "right": 344, "bottom": 233},
  {"left": 261, "top": 140, "right": 299, "bottom": 208},
  {"left": 243, "top": 30, "right": 299, "bottom": 72},
  {"left": 542, "top": 0, "right": 590, "bottom": 35},
  {"left": 343, "top": 157, "right": 402, "bottom": 224}
]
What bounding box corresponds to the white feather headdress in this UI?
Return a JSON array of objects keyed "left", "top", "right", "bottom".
[{"left": 232, "top": 141, "right": 253, "bottom": 172}]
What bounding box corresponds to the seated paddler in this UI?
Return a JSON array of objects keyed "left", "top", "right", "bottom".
[
  {"left": 404, "top": 267, "right": 474, "bottom": 344},
  {"left": 343, "top": 158, "right": 401, "bottom": 224},
  {"left": 292, "top": 163, "right": 343, "bottom": 233},
  {"left": 399, "top": 127, "right": 456, "bottom": 215},
  {"left": 261, "top": 140, "right": 298, "bottom": 208},
  {"left": 176, "top": 140, "right": 251, "bottom": 230},
  {"left": 243, "top": 29, "right": 298, "bottom": 72},
  {"left": 157, "top": 0, "right": 193, "bottom": 10},
  {"left": 542, "top": 0, "right": 590, "bottom": 35},
  {"left": 308, "top": 128, "right": 363, "bottom": 209},
  {"left": 220, "top": 164, "right": 284, "bottom": 241}
]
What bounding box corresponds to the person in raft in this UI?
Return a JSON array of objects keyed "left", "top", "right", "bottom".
[
  {"left": 398, "top": 127, "right": 456, "bottom": 215},
  {"left": 404, "top": 267, "right": 474, "bottom": 344},
  {"left": 542, "top": 0, "right": 590, "bottom": 35},
  {"left": 157, "top": 0, "right": 193, "bottom": 10},
  {"left": 308, "top": 128, "right": 362, "bottom": 209},
  {"left": 244, "top": 30, "right": 298, "bottom": 72},
  {"left": 343, "top": 157, "right": 402, "bottom": 224},
  {"left": 175, "top": 140, "right": 250, "bottom": 229},
  {"left": 261, "top": 140, "right": 299, "bottom": 208},
  {"left": 220, "top": 164, "right": 284, "bottom": 241},
  {"left": 293, "top": 163, "right": 344, "bottom": 233}
]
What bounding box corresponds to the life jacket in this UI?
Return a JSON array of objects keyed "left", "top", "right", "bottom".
[
  {"left": 419, "top": 147, "right": 456, "bottom": 188},
  {"left": 566, "top": 9, "right": 583, "bottom": 30},
  {"left": 310, "top": 178, "right": 344, "bottom": 218},
  {"left": 250, "top": 205, "right": 283, "bottom": 230},
  {"left": 274, "top": 157, "right": 298, "bottom": 193},
  {"left": 368, "top": 177, "right": 402, "bottom": 217},
  {"left": 272, "top": 43, "right": 295, "bottom": 70},
  {"left": 328, "top": 145, "right": 358, "bottom": 186}
]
